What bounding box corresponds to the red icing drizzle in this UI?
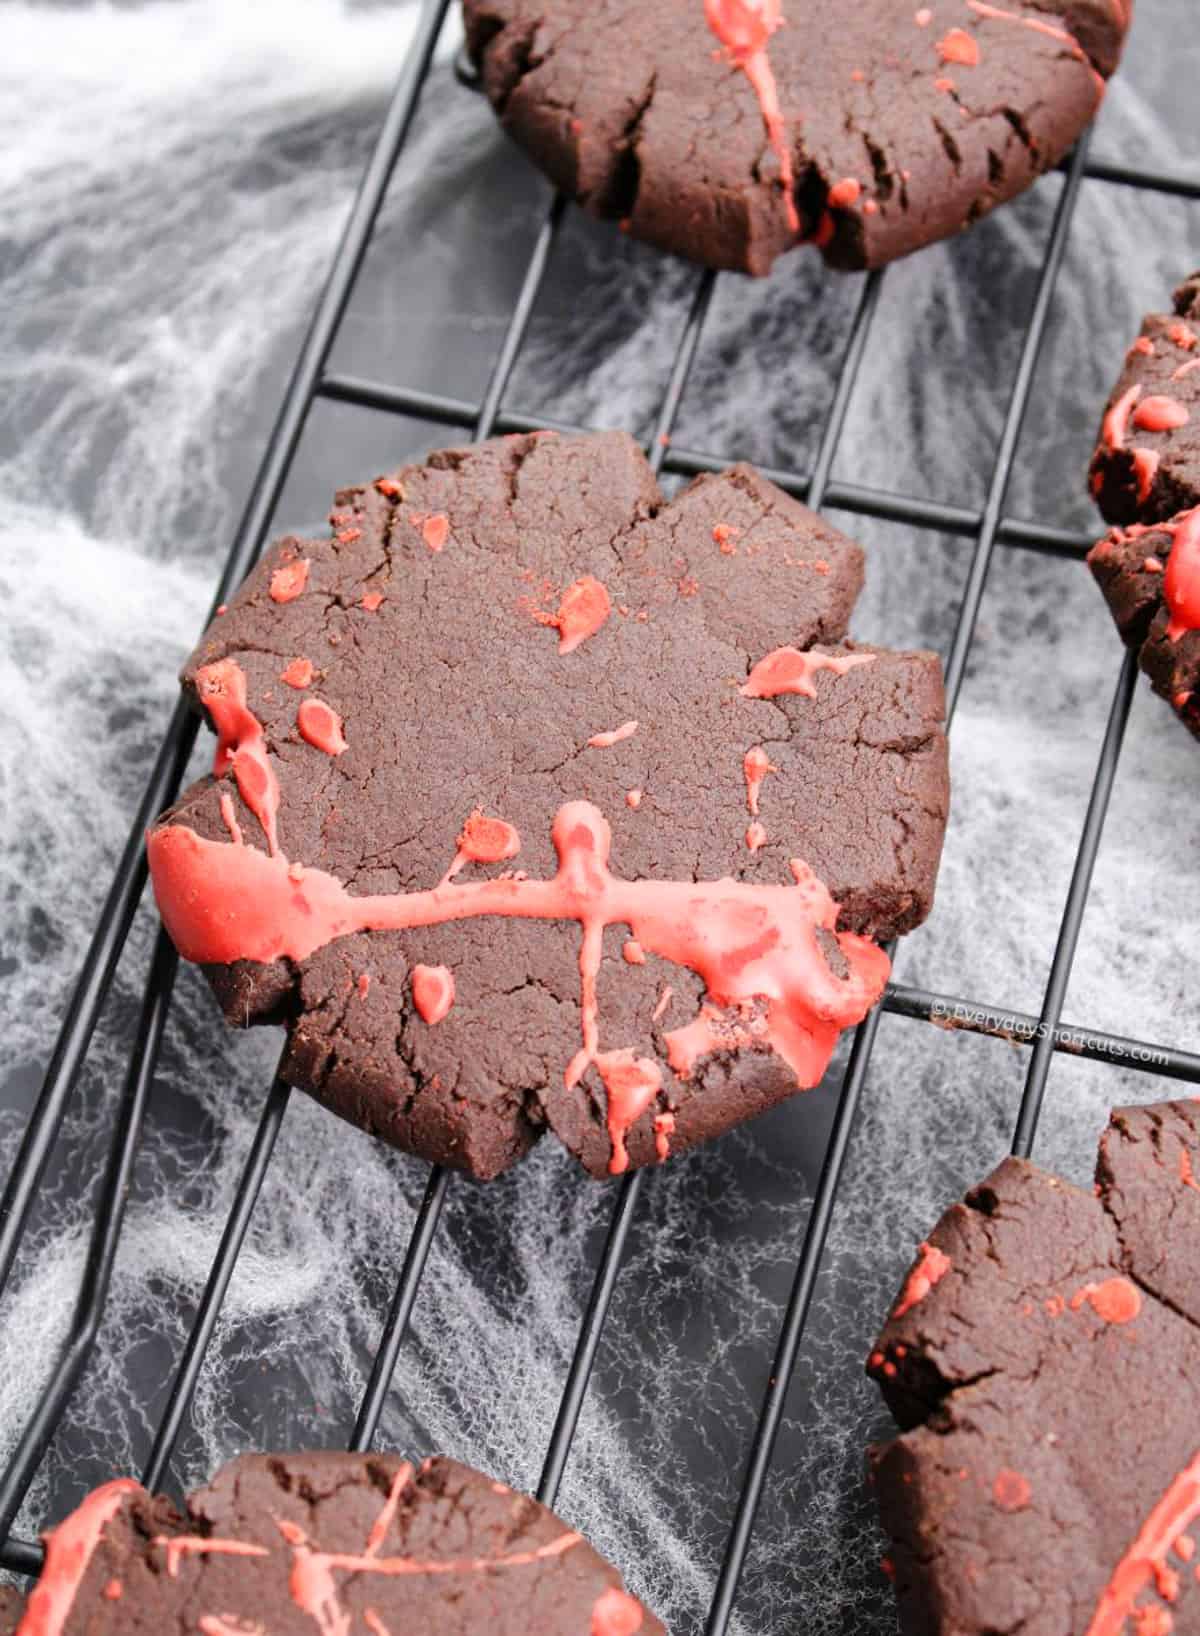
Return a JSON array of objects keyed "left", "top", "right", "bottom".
[
  {"left": 149, "top": 802, "right": 889, "bottom": 1172},
  {"left": 269, "top": 558, "right": 310, "bottom": 603},
  {"left": 596, "top": 1051, "right": 664, "bottom": 1175},
  {"left": 892, "top": 1241, "right": 951, "bottom": 1318},
  {"left": 740, "top": 647, "right": 876, "bottom": 699},
  {"left": 156, "top": 1536, "right": 270, "bottom": 1578},
  {"left": 195, "top": 660, "right": 281, "bottom": 856},
  {"left": 588, "top": 720, "right": 639, "bottom": 748},
  {"left": 1104, "top": 384, "right": 1142, "bottom": 450},
  {"left": 541, "top": 576, "right": 612, "bottom": 655},
  {"left": 938, "top": 27, "right": 980, "bottom": 65},
  {"left": 743, "top": 745, "right": 776, "bottom": 814},
  {"left": 1173, "top": 359, "right": 1200, "bottom": 382},
  {"left": 281, "top": 658, "right": 314, "bottom": 689},
  {"left": 1070, "top": 1276, "right": 1141, "bottom": 1325},
  {"left": 1161, "top": 510, "right": 1200, "bottom": 642},
  {"left": 591, "top": 1585, "right": 645, "bottom": 1636},
  {"left": 1135, "top": 397, "right": 1190, "bottom": 433},
  {"left": 1084, "top": 1450, "right": 1200, "bottom": 1635},
  {"left": 297, "top": 699, "right": 348, "bottom": 757},
  {"left": 965, "top": 0, "right": 1088, "bottom": 64},
  {"left": 1180, "top": 1148, "right": 1200, "bottom": 1195},
  {"left": 17, "top": 1479, "right": 141, "bottom": 1636},
  {"left": 704, "top": 0, "right": 800, "bottom": 233},
  {"left": 411, "top": 964, "right": 455, "bottom": 1025},
  {"left": 992, "top": 1469, "right": 1032, "bottom": 1512},
  {"left": 219, "top": 792, "right": 243, "bottom": 847},
  {"left": 1133, "top": 337, "right": 1157, "bottom": 357},
  {"left": 198, "top": 1619, "right": 264, "bottom": 1636}
]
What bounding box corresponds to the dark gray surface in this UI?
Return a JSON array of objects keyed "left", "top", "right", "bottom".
[{"left": 0, "top": 3, "right": 1197, "bottom": 1631}]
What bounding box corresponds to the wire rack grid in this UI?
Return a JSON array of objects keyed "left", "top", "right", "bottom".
[{"left": 2, "top": 4, "right": 1198, "bottom": 1631}]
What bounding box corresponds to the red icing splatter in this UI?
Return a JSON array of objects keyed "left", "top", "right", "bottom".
[
  {"left": 653, "top": 1111, "right": 675, "bottom": 1163},
  {"left": 422, "top": 514, "right": 448, "bottom": 552},
  {"left": 893, "top": 1241, "right": 951, "bottom": 1318},
  {"left": 1168, "top": 322, "right": 1198, "bottom": 351},
  {"left": 591, "top": 1585, "right": 645, "bottom": 1636},
  {"left": 269, "top": 558, "right": 310, "bottom": 603},
  {"left": 1133, "top": 337, "right": 1157, "bottom": 357},
  {"left": 1045, "top": 1293, "right": 1065, "bottom": 1317},
  {"left": 195, "top": 660, "right": 281, "bottom": 856},
  {"left": 1135, "top": 398, "right": 1190, "bottom": 433},
  {"left": 863, "top": 198, "right": 879, "bottom": 215},
  {"left": 1070, "top": 1276, "right": 1141, "bottom": 1325},
  {"left": 827, "top": 177, "right": 862, "bottom": 209},
  {"left": 596, "top": 1050, "right": 664, "bottom": 1174},
  {"left": 1179, "top": 1148, "right": 1200, "bottom": 1195},
  {"left": 337, "top": 527, "right": 362, "bottom": 545},
  {"left": 102, "top": 1581, "right": 122, "bottom": 1601},
  {"left": 704, "top": 0, "right": 800, "bottom": 233},
  {"left": 880, "top": 1555, "right": 896, "bottom": 1580},
  {"left": 741, "top": 647, "right": 876, "bottom": 699},
  {"left": 937, "top": 27, "right": 980, "bottom": 66},
  {"left": 537, "top": 576, "right": 612, "bottom": 655},
  {"left": 933, "top": 75, "right": 957, "bottom": 93},
  {"left": 216, "top": 603, "right": 228, "bottom": 616},
  {"left": 149, "top": 802, "right": 890, "bottom": 1170},
  {"left": 297, "top": 698, "right": 348, "bottom": 757},
  {"left": 1175, "top": 690, "right": 1193, "bottom": 711},
  {"left": 457, "top": 812, "right": 521, "bottom": 865},
  {"left": 713, "top": 523, "right": 740, "bottom": 553},
  {"left": 374, "top": 477, "right": 404, "bottom": 499},
  {"left": 588, "top": 720, "right": 639, "bottom": 749},
  {"left": 357, "top": 973, "right": 370, "bottom": 999},
  {"left": 868, "top": 1349, "right": 884, "bottom": 1370},
  {"left": 992, "top": 1470, "right": 1031, "bottom": 1512},
  {"left": 744, "top": 746, "right": 777, "bottom": 814},
  {"left": 626, "top": 789, "right": 643, "bottom": 810},
  {"left": 651, "top": 985, "right": 674, "bottom": 1023},
  {"left": 914, "top": 7, "right": 932, "bottom": 23},
  {"left": 361, "top": 592, "right": 384, "bottom": 612},
  {"left": 280, "top": 658, "right": 314, "bottom": 689},
  {"left": 16, "top": 1482, "right": 141, "bottom": 1636},
  {"left": 623, "top": 939, "right": 646, "bottom": 965},
  {"left": 1085, "top": 1450, "right": 1200, "bottom": 1634},
  {"left": 411, "top": 964, "right": 455, "bottom": 1025},
  {"left": 746, "top": 821, "right": 768, "bottom": 852},
  {"left": 1144, "top": 556, "right": 1165, "bottom": 574},
  {"left": 1131, "top": 1609, "right": 1173, "bottom": 1636},
  {"left": 1161, "top": 510, "right": 1200, "bottom": 642}
]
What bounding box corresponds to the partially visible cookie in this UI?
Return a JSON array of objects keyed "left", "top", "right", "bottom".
[
  {"left": 462, "top": 0, "right": 1132, "bottom": 276},
  {"left": 6, "top": 1452, "right": 663, "bottom": 1635},
  {"left": 148, "top": 430, "right": 950, "bottom": 1182},
  {"left": 867, "top": 1100, "right": 1200, "bottom": 1636}
]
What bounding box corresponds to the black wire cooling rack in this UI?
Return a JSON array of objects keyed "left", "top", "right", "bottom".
[{"left": 3, "top": 2, "right": 1200, "bottom": 1627}]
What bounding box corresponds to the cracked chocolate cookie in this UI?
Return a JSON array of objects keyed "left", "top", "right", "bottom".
[
  {"left": 1087, "top": 273, "right": 1200, "bottom": 741},
  {"left": 868, "top": 1100, "right": 1200, "bottom": 1636},
  {"left": 148, "top": 429, "right": 949, "bottom": 1180},
  {"left": 461, "top": 0, "right": 1132, "bottom": 277},
  {"left": 5, "top": 1451, "right": 663, "bottom": 1635}
]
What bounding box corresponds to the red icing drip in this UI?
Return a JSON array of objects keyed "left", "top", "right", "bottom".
[
  {"left": 966, "top": 0, "right": 1087, "bottom": 60},
  {"left": 1133, "top": 448, "right": 1161, "bottom": 503},
  {"left": 892, "top": 1241, "right": 951, "bottom": 1318},
  {"left": 596, "top": 1050, "right": 663, "bottom": 1175},
  {"left": 588, "top": 720, "right": 639, "bottom": 749},
  {"left": 1162, "top": 510, "right": 1200, "bottom": 642},
  {"left": 361, "top": 592, "right": 384, "bottom": 612},
  {"left": 591, "top": 1586, "right": 645, "bottom": 1636},
  {"left": 827, "top": 177, "right": 862, "bottom": 209},
  {"left": 411, "top": 964, "right": 455, "bottom": 1025},
  {"left": 269, "top": 558, "right": 310, "bottom": 603},
  {"left": 992, "top": 1469, "right": 1032, "bottom": 1512},
  {"left": 740, "top": 647, "right": 876, "bottom": 699},
  {"left": 458, "top": 812, "right": 522, "bottom": 865},
  {"left": 1105, "top": 384, "right": 1142, "bottom": 450},
  {"left": 149, "top": 803, "right": 889, "bottom": 1151},
  {"left": 219, "top": 792, "right": 243, "bottom": 847},
  {"left": 17, "top": 1481, "right": 141, "bottom": 1636},
  {"left": 743, "top": 745, "right": 776, "bottom": 814},
  {"left": 653, "top": 1111, "right": 675, "bottom": 1163},
  {"left": 543, "top": 576, "right": 612, "bottom": 655},
  {"left": 938, "top": 27, "right": 980, "bottom": 65},
  {"left": 1179, "top": 1148, "right": 1200, "bottom": 1195},
  {"left": 1174, "top": 690, "right": 1193, "bottom": 711},
  {"left": 156, "top": 1536, "right": 270, "bottom": 1578},
  {"left": 280, "top": 658, "right": 314, "bottom": 689},
  {"left": 704, "top": 0, "right": 800, "bottom": 233},
  {"left": 195, "top": 660, "right": 281, "bottom": 856},
  {"left": 933, "top": 75, "right": 957, "bottom": 93},
  {"left": 297, "top": 699, "right": 348, "bottom": 757},
  {"left": 746, "top": 821, "right": 768, "bottom": 852},
  {"left": 623, "top": 939, "right": 646, "bottom": 964},
  {"left": 626, "top": 788, "right": 643, "bottom": 809},
  {"left": 362, "top": 1614, "right": 391, "bottom": 1636},
  {"left": 1135, "top": 397, "right": 1190, "bottom": 433},
  {"left": 1070, "top": 1276, "right": 1141, "bottom": 1325},
  {"left": 1173, "top": 358, "right": 1200, "bottom": 382},
  {"left": 422, "top": 514, "right": 448, "bottom": 553},
  {"left": 1085, "top": 1451, "right": 1200, "bottom": 1635}
]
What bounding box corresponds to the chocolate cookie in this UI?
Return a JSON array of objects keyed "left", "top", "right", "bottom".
[
  {"left": 148, "top": 430, "right": 950, "bottom": 1180},
  {"left": 1087, "top": 273, "right": 1200, "bottom": 740},
  {"left": 461, "top": 0, "right": 1132, "bottom": 277},
  {"left": 6, "top": 1452, "right": 663, "bottom": 1635},
  {"left": 867, "top": 1100, "right": 1200, "bottom": 1636}
]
